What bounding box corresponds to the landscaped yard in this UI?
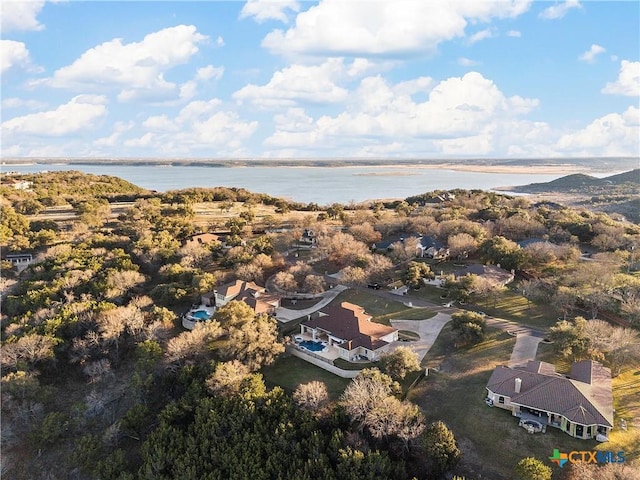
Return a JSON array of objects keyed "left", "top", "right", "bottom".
[
  {"left": 261, "top": 354, "right": 350, "bottom": 399},
  {"left": 411, "top": 325, "right": 593, "bottom": 479}
]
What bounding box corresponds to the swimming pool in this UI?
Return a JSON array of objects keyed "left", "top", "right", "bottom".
[
  {"left": 190, "top": 310, "right": 212, "bottom": 320},
  {"left": 300, "top": 340, "right": 325, "bottom": 352}
]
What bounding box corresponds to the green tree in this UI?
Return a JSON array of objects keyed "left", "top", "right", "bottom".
[
  {"left": 403, "top": 261, "right": 434, "bottom": 289},
  {"left": 377, "top": 346, "right": 421, "bottom": 380},
  {"left": 450, "top": 311, "right": 486, "bottom": 346},
  {"left": 514, "top": 457, "right": 552, "bottom": 480},
  {"left": 422, "top": 420, "right": 461, "bottom": 478},
  {"left": 548, "top": 317, "right": 590, "bottom": 362},
  {"left": 480, "top": 236, "right": 525, "bottom": 271}
]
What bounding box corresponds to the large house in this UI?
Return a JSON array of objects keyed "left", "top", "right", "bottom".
[
  {"left": 300, "top": 302, "right": 398, "bottom": 361},
  {"left": 485, "top": 360, "right": 613, "bottom": 440},
  {"left": 202, "top": 280, "right": 280, "bottom": 314}
]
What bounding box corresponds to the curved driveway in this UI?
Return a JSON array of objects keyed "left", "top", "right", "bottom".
[
  {"left": 390, "top": 313, "right": 452, "bottom": 362},
  {"left": 275, "top": 285, "right": 348, "bottom": 322}
]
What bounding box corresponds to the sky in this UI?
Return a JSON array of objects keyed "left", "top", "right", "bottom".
[{"left": 1, "top": 0, "right": 639, "bottom": 160}]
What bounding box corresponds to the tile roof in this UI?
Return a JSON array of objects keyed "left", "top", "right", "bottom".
[
  {"left": 302, "top": 302, "right": 397, "bottom": 351},
  {"left": 486, "top": 360, "right": 613, "bottom": 427},
  {"left": 215, "top": 280, "right": 265, "bottom": 299},
  {"left": 454, "top": 264, "right": 514, "bottom": 284}
]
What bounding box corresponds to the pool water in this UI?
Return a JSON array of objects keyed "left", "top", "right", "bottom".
[
  {"left": 191, "top": 310, "right": 212, "bottom": 320},
  {"left": 300, "top": 340, "right": 325, "bottom": 352}
]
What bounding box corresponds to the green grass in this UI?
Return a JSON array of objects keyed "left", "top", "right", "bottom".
[
  {"left": 261, "top": 355, "right": 350, "bottom": 399},
  {"left": 607, "top": 365, "right": 640, "bottom": 462},
  {"left": 410, "top": 325, "right": 593, "bottom": 479}
]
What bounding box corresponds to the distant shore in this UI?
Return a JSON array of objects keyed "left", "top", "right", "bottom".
[{"left": 3, "top": 158, "right": 630, "bottom": 176}]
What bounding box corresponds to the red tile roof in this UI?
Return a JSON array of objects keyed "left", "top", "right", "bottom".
[{"left": 303, "top": 302, "right": 397, "bottom": 351}]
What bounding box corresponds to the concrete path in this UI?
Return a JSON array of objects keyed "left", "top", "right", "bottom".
[
  {"left": 509, "top": 334, "right": 544, "bottom": 368},
  {"left": 275, "top": 284, "right": 348, "bottom": 322},
  {"left": 390, "top": 313, "right": 452, "bottom": 362}
]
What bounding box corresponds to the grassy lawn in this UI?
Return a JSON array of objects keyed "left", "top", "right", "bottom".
[
  {"left": 261, "top": 355, "right": 350, "bottom": 400},
  {"left": 410, "top": 325, "right": 593, "bottom": 479},
  {"left": 607, "top": 365, "right": 640, "bottom": 463},
  {"left": 332, "top": 289, "right": 437, "bottom": 325}
]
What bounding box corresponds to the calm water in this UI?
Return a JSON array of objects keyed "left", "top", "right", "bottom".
[{"left": 4, "top": 163, "right": 571, "bottom": 204}]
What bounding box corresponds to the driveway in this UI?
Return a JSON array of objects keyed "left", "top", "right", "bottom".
[
  {"left": 509, "top": 334, "right": 544, "bottom": 368},
  {"left": 390, "top": 313, "right": 452, "bottom": 361},
  {"left": 275, "top": 284, "right": 348, "bottom": 322}
]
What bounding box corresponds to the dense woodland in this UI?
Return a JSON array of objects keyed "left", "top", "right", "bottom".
[{"left": 1, "top": 170, "right": 639, "bottom": 480}]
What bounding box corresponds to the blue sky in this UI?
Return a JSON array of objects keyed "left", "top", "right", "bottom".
[{"left": 1, "top": 0, "right": 639, "bottom": 159}]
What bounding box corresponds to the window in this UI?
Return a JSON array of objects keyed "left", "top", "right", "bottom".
[
  {"left": 587, "top": 426, "right": 592, "bottom": 437},
  {"left": 498, "top": 396, "right": 505, "bottom": 404},
  {"left": 576, "top": 425, "right": 584, "bottom": 437}
]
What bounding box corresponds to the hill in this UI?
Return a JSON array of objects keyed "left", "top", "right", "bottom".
[{"left": 509, "top": 169, "right": 639, "bottom": 193}]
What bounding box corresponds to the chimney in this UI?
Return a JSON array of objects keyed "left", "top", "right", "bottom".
[{"left": 515, "top": 377, "right": 522, "bottom": 394}]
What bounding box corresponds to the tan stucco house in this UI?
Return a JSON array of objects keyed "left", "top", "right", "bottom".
[
  {"left": 485, "top": 360, "right": 613, "bottom": 440},
  {"left": 300, "top": 302, "right": 398, "bottom": 361}
]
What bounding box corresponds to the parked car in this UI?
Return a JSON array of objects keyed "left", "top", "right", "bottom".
[{"left": 367, "top": 283, "right": 381, "bottom": 290}]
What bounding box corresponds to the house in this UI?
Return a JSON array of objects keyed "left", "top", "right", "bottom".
[
  {"left": 485, "top": 360, "right": 613, "bottom": 440},
  {"left": 453, "top": 264, "right": 514, "bottom": 287},
  {"left": 4, "top": 253, "right": 33, "bottom": 272},
  {"left": 202, "top": 280, "right": 279, "bottom": 313},
  {"left": 2, "top": 178, "right": 32, "bottom": 190},
  {"left": 417, "top": 236, "right": 449, "bottom": 259},
  {"left": 300, "top": 302, "right": 398, "bottom": 361},
  {"left": 297, "top": 229, "right": 317, "bottom": 248}
]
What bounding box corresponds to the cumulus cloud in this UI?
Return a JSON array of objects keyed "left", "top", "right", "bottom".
[
  {"left": 579, "top": 44, "right": 606, "bottom": 63},
  {"left": 263, "top": 71, "right": 539, "bottom": 156},
  {"left": 1, "top": 0, "right": 46, "bottom": 32},
  {"left": 1, "top": 97, "right": 46, "bottom": 110},
  {"left": 602, "top": 60, "right": 640, "bottom": 96},
  {"left": 126, "top": 99, "right": 258, "bottom": 155},
  {"left": 556, "top": 106, "right": 639, "bottom": 156},
  {"left": 262, "top": 0, "right": 531, "bottom": 56},
  {"left": 539, "top": 0, "right": 581, "bottom": 20},
  {"left": 240, "top": 0, "right": 300, "bottom": 23},
  {"left": 196, "top": 65, "right": 225, "bottom": 81},
  {"left": 1, "top": 40, "right": 35, "bottom": 74},
  {"left": 1, "top": 95, "right": 108, "bottom": 136},
  {"left": 41, "top": 25, "right": 207, "bottom": 102},
  {"left": 506, "top": 30, "right": 521, "bottom": 37},
  {"left": 233, "top": 58, "right": 349, "bottom": 107}
]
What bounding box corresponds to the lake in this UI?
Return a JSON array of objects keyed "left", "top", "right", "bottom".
[{"left": 4, "top": 163, "right": 571, "bottom": 204}]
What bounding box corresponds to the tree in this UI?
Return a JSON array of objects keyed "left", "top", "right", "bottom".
[
  {"left": 340, "top": 368, "right": 400, "bottom": 427},
  {"left": 303, "top": 274, "right": 326, "bottom": 294},
  {"left": 584, "top": 320, "right": 640, "bottom": 376},
  {"left": 1, "top": 334, "right": 57, "bottom": 372},
  {"left": 563, "top": 460, "right": 640, "bottom": 480},
  {"left": 348, "top": 223, "right": 381, "bottom": 244},
  {"left": 165, "top": 321, "right": 223, "bottom": 369},
  {"left": 480, "top": 236, "right": 525, "bottom": 271},
  {"left": 514, "top": 457, "right": 552, "bottom": 480},
  {"left": 222, "top": 314, "right": 285, "bottom": 370},
  {"left": 214, "top": 300, "right": 256, "bottom": 328},
  {"left": 272, "top": 271, "right": 298, "bottom": 295},
  {"left": 377, "top": 346, "right": 421, "bottom": 380},
  {"left": 364, "top": 395, "right": 425, "bottom": 447},
  {"left": 547, "top": 317, "right": 590, "bottom": 362},
  {"left": 292, "top": 381, "right": 329, "bottom": 411},
  {"left": 422, "top": 421, "right": 461, "bottom": 477},
  {"left": 450, "top": 311, "right": 486, "bottom": 346},
  {"left": 447, "top": 232, "right": 479, "bottom": 259},
  {"left": 403, "top": 261, "right": 434, "bottom": 289},
  {"left": 206, "top": 360, "right": 252, "bottom": 398}
]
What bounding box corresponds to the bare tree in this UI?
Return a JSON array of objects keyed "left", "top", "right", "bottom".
[
  {"left": 165, "top": 321, "right": 223, "bottom": 369},
  {"left": 348, "top": 223, "right": 382, "bottom": 244},
  {"left": 206, "top": 360, "right": 251, "bottom": 398},
  {"left": 222, "top": 315, "right": 285, "bottom": 371},
  {"left": 364, "top": 396, "right": 425, "bottom": 448},
  {"left": 303, "top": 274, "right": 326, "bottom": 295},
  {"left": 1, "top": 334, "right": 56, "bottom": 372},
  {"left": 272, "top": 271, "right": 298, "bottom": 296},
  {"left": 447, "top": 233, "right": 479, "bottom": 259},
  {"left": 292, "top": 381, "right": 329, "bottom": 411},
  {"left": 340, "top": 368, "right": 399, "bottom": 428}
]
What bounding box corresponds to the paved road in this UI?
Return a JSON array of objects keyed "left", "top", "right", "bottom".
[{"left": 509, "top": 335, "right": 544, "bottom": 367}]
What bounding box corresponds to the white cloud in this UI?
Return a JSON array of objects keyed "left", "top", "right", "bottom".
[
  {"left": 1, "top": 40, "right": 33, "bottom": 74},
  {"left": 127, "top": 99, "right": 258, "bottom": 154},
  {"left": 1, "top": 95, "right": 108, "bottom": 136},
  {"left": 506, "top": 30, "right": 521, "bottom": 37},
  {"left": 468, "top": 28, "right": 494, "bottom": 44},
  {"left": 579, "top": 44, "right": 606, "bottom": 63},
  {"left": 556, "top": 106, "right": 639, "bottom": 156},
  {"left": 1, "top": 97, "right": 46, "bottom": 110},
  {"left": 42, "top": 25, "right": 207, "bottom": 103},
  {"left": 539, "top": 0, "right": 581, "bottom": 20},
  {"left": 263, "top": 72, "right": 539, "bottom": 156},
  {"left": 240, "top": 0, "right": 300, "bottom": 23},
  {"left": 602, "top": 60, "right": 640, "bottom": 96},
  {"left": 262, "top": 0, "right": 531, "bottom": 56},
  {"left": 1, "top": 0, "right": 46, "bottom": 32},
  {"left": 216, "top": 36, "right": 225, "bottom": 46},
  {"left": 458, "top": 57, "right": 480, "bottom": 67},
  {"left": 196, "top": 65, "right": 225, "bottom": 81},
  {"left": 94, "top": 121, "right": 134, "bottom": 147},
  {"left": 233, "top": 58, "right": 349, "bottom": 107}
]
